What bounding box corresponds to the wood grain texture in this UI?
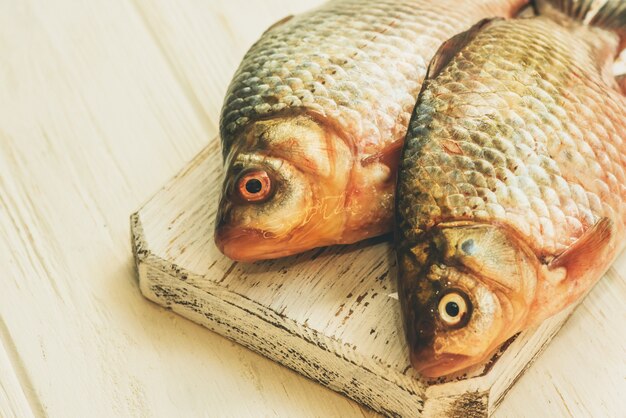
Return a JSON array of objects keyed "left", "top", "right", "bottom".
[{"left": 0, "top": 0, "right": 624, "bottom": 417}]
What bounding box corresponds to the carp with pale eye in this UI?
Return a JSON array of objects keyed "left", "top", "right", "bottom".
[
  {"left": 397, "top": 222, "right": 539, "bottom": 377},
  {"left": 397, "top": 219, "right": 615, "bottom": 378},
  {"left": 394, "top": 0, "right": 624, "bottom": 378}
]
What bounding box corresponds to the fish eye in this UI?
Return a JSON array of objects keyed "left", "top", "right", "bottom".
[
  {"left": 237, "top": 170, "right": 272, "bottom": 202},
  {"left": 438, "top": 291, "right": 471, "bottom": 328}
]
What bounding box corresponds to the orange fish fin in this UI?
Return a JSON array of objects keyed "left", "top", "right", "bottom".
[
  {"left": 548, "top": 217, "right": 614, "bottom": 276},
  {"left": 425, "top": 18, "right": 499, "bottom": 80},
  {"left": 616, "top": 73, "right": 626, "bottom": 95},
  {"left": 527, "top": 217, "right": 615, "bottom": 326},
  {"left": 263, "top": 15, "right": 294, "bottom": 35},
  {"left": 362, "top": 139, "right": 403, "bottom": 168}
]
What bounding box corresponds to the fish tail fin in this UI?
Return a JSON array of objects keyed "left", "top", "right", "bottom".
[{"left": 535, "top": 0, "right": 626, "bottom": 39}]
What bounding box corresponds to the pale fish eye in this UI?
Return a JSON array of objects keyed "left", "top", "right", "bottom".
[{"left": 438, "top": 291, "right": 470, "bottom": 327}]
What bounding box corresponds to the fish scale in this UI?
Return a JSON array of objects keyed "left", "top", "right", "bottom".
[
  {"left": 395, "top": 1, "right": 626, "bottom": 378},
  {"left": 215, "top": 0, "right": 527, "bottom": 261},
  {"left": 220, "top": 0, "right": 526, "bottom": 156},
  {"left": 398, "top": 17, "right": 626, "bottom": 255}
]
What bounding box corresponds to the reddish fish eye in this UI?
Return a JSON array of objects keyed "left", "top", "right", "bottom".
[{"left": 237, "top": 170, "right": 272, "bottom": 202}]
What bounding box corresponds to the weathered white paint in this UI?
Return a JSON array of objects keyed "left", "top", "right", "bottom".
[{"left": 1, "top": 0, "right": 624, "bottom": 417}]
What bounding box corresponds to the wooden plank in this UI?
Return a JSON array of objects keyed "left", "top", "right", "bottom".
[
  {"left": 0, "top": 333, "right": 38, "bottom": 418},
  {"left": 0, "top": 1, "right": 369, "bottom": 417}
]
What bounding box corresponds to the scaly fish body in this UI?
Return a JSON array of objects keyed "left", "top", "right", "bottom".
[
  {"left": 396, "top": 0, "right": 626, "bottom": 377},
  {"left": 215, "top": 0, "right": 527, "bottom": 261}
]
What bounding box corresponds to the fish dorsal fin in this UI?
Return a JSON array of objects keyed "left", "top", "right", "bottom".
[
  {"left": 425, "top": 18, "right": 499, "bottom": 80},
  {"left": 548, "top": 217, "right": 613, "bottom": 273},
  {"left": 362, "top": 138, "right": 403, "bottom": 168},
  {"left": 263, "top": 15, "right": 294, "bottom": 35}
]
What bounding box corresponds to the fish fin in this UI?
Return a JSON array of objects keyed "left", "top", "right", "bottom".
[
  {"left": 616, "top": 73, "right": 626, "bottom": 94},
  {"left": 362, "top": 139, "right": 403, "bottom": 168},
  {"left": 263, "top": 15, "right": 294, "bottom": 35},
  {"left": 517, "top": 4, "right": 537, "bottom": 18},
  {"left": 548, "top": 217, "right": 614, "bottom": 275},
  {"left": 425, "top": 18, "right": 499, "bottom": 80},
  {"left": 534, "top": 0, "right": 596, "bottom": 22},
  {"left": 535, "top": 0, "right": 626, "bottom": 42},
  {"left": 527, "top": 217, "right": 615, "bottom": 326}
]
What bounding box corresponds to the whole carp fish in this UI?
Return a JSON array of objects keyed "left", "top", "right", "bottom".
[
  {"left": 396, "top": 0, "right": 626, "bottom": 377},
  {"left": 215, "top": 0, "right": 527, "bottom": 261}
]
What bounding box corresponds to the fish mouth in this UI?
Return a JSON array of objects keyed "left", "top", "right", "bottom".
[
  {"left": 214, "top": 225, "right": 305, "bottom": 262},
  {"left": 215, "top": 226, "right": 280, "bottom": 262},
  {"left": 410, "top": 348, "right": 470, "bottom": 378}
]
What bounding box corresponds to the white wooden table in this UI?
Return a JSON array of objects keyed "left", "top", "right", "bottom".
[{"left": 1, "top": 1, "right": 624, "bottom": 416}]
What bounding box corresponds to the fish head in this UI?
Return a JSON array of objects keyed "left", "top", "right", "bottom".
[
  {"left": 215, "top": 114, "right": 352, "bottom": 261},
  {"left": 396, "top": 222, "right": 537, "bottom": 377}
]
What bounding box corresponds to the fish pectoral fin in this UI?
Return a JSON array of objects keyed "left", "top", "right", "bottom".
[
  {"left": 529, "top": 217, "right": 614, "bottom": 325},
  {"left": 548, "top": 217, "right": 614, "bottom": 279},
  {"left": 263, "top": 15, "right": 294, "bottom": 35},
  {"left": 362, "top": 139, "right": 403, "bottom": 168},
  {"left": 616, "top": 74, "right": 626, "bottom": 95},
  {"left": 425, "top": 18, "right": 499, "bottom": 80}
]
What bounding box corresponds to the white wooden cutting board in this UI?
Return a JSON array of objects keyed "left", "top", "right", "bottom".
[{"left": 131, "top": 139, "right": 584, "bottom": 417}]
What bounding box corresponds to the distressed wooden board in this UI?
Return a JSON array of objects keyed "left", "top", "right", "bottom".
[{"left": 132, "top": 139, "right": 599, "bottom": 417}]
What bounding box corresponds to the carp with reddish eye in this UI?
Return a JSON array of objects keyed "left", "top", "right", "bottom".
[
  {"left": 237, "top": 170, "right": 272, "bottom": 203},
  {"left": 214, "top": 115, "right": 353, "bottom": 262}
]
